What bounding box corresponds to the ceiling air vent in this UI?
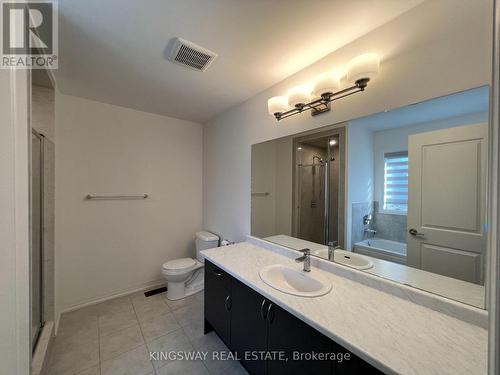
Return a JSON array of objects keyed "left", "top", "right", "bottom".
[{"left": 168, "top": 37, "right": 217, "bottom": 72}]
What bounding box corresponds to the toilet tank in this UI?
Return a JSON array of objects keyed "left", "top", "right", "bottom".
[{"left": 195, "top": 231, "right": 219, "bottom": 262}]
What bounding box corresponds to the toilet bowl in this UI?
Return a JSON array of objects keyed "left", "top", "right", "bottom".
[{"left": 161, "top": 231, "right": 219, "bottom": 300}]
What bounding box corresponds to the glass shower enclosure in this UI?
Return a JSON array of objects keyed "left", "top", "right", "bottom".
[
  {"left": 31, "top": 130, "right": 54, "bottom": 350},
  {"left": 293, "top": 128, "right": 345, "bottom": 248},
  {"left": 31, "top": 130, "right": 44, "bottom": 348}
]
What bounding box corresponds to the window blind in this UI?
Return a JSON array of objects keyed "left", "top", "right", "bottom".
[{"left": 383, "top": 151, "right": 408, "bottom": 212}]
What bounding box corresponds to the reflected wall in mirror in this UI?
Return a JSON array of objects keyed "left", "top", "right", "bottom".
[{"left": 251, "top": 86, "right": 489, "bottom": 309}]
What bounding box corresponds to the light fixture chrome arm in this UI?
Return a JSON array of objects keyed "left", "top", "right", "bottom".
[{"left": 273, "top": 78, "right": 369, "bottom": 121}]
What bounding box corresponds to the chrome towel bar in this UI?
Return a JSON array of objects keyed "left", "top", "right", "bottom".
[{"left": 85, "top": 194, "right": 149, "bottom": 200}]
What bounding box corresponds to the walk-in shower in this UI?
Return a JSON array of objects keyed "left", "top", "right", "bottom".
[{"left": 293, "top": 128, "right": 345, "bottom": 248}]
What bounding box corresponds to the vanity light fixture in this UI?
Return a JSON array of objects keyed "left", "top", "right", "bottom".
[{"left": 268, "top": 53, "right": 380, "bottom": 121}]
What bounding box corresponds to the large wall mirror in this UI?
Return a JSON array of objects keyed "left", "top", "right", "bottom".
[{"left": 251, "top": 85, "right": 489, "bottom": 309}]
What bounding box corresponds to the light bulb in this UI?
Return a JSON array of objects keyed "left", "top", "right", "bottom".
[
  {"left": 346, "top": 53, "right": 380, "bottom": 83},
  {"left": 288, "top": 85, "right": 311, "bottom": 108},
  {"left": 313, "top": 72, "right": 340, "bottom": 97},
  {"left": 267, "top": 96, "right": 289, "bottom": 115}
]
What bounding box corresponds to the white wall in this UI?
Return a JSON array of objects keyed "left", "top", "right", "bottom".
[
  {"left": 274, "top": 137, "right": 293, "bottom": 235},
  {"left": 250, "top": 137, "right": 293, "bottom": 238},
  {"left": 251, "top": 141, "right": 277, "bottom": 237},
  {"left": 32, "top": 85, "right": 55, "bottom": 141},
  {"left": 55, "top": 94, "right": 203, "bottom": 314},
  {"left": 0, "top": 68, "right": 31, "bottom": 374},
  {"left": 203, "top": 0, "right": 493, "bottom": 242},
  {"left": 346, "top": 124, "right": 374, "bottom": 250}
]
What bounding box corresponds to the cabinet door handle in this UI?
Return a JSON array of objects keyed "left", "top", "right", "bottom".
[
  {"left": 266, "top": 303, "right": 274, "bottom": 324},
  {"left": 212, "top": 268, "right": 222, "bottom": 276},
  {"left": 260, "top": 299, "right": 267, "bottom": 320},
  {"left": 224, "top": 295, "right": 232, "bottom": 312}
]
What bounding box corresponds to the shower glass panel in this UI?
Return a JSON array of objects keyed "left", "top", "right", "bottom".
[
  {"left": 297, "top": 163, "right": 327, "bottom": 244},
  {"left": 31, "top": 131, "right": 43, "bottom": 349}
]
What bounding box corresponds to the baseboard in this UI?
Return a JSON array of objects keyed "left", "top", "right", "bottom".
[{"left": 55, "top": 278, "right": 166, "bottom": 335}]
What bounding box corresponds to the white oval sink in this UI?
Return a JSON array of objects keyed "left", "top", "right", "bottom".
[
  {"left": 334, "top": 249, "right": 373, "bottom": 270},
  {"left": 259, "top": 264, "right": 332, "bottom": 297}
]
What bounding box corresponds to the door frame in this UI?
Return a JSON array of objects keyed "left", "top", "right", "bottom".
[
  {"left": 488, "top": 1, "right": 500, "bottom": 373},
  {"left": 1, "top": 66, "right": 32, "bottom": 374},
  {"left": 31, "top": 129, "right": 46, "bottom": 349}
]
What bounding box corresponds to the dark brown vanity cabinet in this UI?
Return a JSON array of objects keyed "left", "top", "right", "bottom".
[
  {"left": 204, "top": 260, "right": 232, "bottom": 346},
  {"left": 230, "top": 278, "right": 269, "bottom": 374},
  {"left": 204, "top": 260, "right": 383, "bottom": 375},
  {"left": 265, "top": 300, "right": 333, "bottom": 375}
]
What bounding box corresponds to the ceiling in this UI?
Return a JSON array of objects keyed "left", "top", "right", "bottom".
[
  {"left": 55, "top": 0, "right": 422, "bottom": 123},
  {"left": 351, "top": 86, "right": 490, "bottom": 131}
]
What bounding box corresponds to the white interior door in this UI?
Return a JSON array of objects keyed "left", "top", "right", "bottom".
[{"left": 406, "top": 123, "right": 487, "bottom": 284}]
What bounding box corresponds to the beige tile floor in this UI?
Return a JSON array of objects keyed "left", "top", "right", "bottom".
[{"left": 48, "top": 291, "right": 248, "bottom": 375}]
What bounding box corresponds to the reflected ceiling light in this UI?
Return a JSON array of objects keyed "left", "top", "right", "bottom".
[
  {"left": 297, "top": 146, "right": 302, "bottom": 150},
  {"left": 329, "top": 139, "right": 337, "bottom": 146},
  {"left": 268, "top": 53, "right": 380, "bottom": 121}
]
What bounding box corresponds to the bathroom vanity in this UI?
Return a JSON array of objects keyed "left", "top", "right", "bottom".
[
  {"left": 204, "top": 259, "right": 379, "bottom": 374},
  {"left": 202, "top": 240, "right": 487, "bottom": 375}
]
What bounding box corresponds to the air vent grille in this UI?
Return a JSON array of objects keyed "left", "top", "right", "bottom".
[{"left": 169, "top": 38, "right": 217, "bottom": 72}]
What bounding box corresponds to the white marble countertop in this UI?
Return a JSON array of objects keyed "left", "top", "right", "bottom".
[
  {"left": 264, "top": 234, "right": 485, "bottom": 308},
  {"left": 202, "top": 242, "right": 488, "bottom": 375}
]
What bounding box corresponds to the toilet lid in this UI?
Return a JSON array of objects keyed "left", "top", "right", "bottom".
[{"left": 162, "top": 258, "right": 196, "bottom": 271}]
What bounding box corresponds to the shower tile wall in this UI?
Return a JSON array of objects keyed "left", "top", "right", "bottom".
[
  {"left": 297, "top": 144, "right": 327, "bottom": 244},
  {"left": 373, "top": 201, "right": 407, "bottom": 243},
  {"left": 351, "top": 202, "right": 372, "bottom": 245},
  {"left": 351, "top": 201, "right": 407, "bottom": 246}
]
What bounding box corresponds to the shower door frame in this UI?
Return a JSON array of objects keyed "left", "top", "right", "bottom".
[
  {"left": 31, "top": 129, "right": 45, "bottom": 350},
  {"left": 292, "top": 126, "right": 346, "bottom": 248},
  {"left": 296, "top": 161, "right": 328, "bottom": 244}
]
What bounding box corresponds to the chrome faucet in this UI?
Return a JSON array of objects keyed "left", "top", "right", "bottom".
[
  {"left": 327, "top": 241, "right": 342, "bottom": 261},
  {"left": 364, "top": 228, "right": 377, "bottom": 238},
  {"left": 295, "top": 248, "right": 311, "bottom": 272}
]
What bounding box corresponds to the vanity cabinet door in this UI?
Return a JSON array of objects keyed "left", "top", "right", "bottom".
[
  {"left": 204, "top": 260, "right": 232, "bottom": 346},
  {"left": 333, "top": 349, "right": 384, "bottom": 375},
  {"left": 230, "top": 278, "right": 268, "bottom": 375},
  {"left": 266, "top": 302, "right": 332, "bottom": 375}
]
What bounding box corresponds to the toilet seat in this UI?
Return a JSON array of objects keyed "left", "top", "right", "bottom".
[{"left": 162, "top": 258, "right": 201, "bottom": 275}]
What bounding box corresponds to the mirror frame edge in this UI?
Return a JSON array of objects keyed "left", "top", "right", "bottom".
[{"left": 488, "top": 0, "right": 500, "bottom": 373}]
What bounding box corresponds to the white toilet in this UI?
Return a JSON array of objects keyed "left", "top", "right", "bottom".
[{"left": 161, "top": 231, "right": 219, "bottom": 300}]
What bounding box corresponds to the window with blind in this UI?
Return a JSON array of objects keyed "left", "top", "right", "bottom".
[{"left": 383, "top": 151, "right": 408, "bottom": 213}]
